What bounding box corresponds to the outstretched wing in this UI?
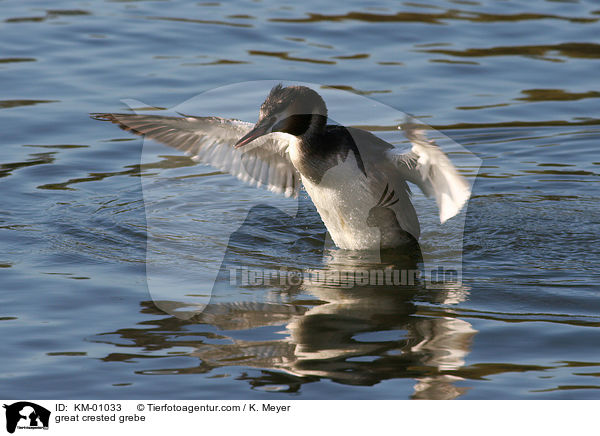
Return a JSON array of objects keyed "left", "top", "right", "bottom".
[
  {"left": 91, "top": 113, "right": 301, "bottom": 197},
  {"left": 387, "top": 120, "right": 471, "bottom": 223}
]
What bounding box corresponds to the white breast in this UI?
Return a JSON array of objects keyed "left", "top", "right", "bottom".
[{"left": 300, "top": 152, "right": 381, "bottom": 250}]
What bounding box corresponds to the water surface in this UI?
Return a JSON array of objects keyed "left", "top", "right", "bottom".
[{"left": 1, "top": 0, "right": 599, "bottom": 399}]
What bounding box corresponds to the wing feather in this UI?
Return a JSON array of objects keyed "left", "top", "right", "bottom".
[
  {"left": 91, "top": 113, "right": 301, "bottom": 197},
  {"left": 387, "top": 119, "right": 471, "bottom": 223}
]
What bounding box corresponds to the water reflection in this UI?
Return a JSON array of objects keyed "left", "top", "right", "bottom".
[
  {"left": 148, "top": 16, "right": 253, "bottom": 29},
  {"left": 420, "top": 42, "right": 600, "bottom": 60},
  {"left": 3, "top": 9, "right": 90, "bottom": 23},
  {"left": 0, "top": 152, "right": 56, "bottom": 178},
  {"left": 516, "top": 89, "right": 600, "bottom": 102},
  {"left": 0, "top": 100, "right": 58, "bottom": 109},
  {"left": 97, "top": 204, "right": 476, "bottom": 399},
  {"left": 268, "top": 10, "right": 598, "bottom": 25}
]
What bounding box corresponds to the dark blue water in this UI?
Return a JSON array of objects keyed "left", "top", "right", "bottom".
[{"left": 1, "top": 0, "right": 599, "bottom": 399}]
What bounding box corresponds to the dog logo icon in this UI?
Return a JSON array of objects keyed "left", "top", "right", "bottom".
[{"left": 3, "top": 402, "right": 50, "bottom": 434}]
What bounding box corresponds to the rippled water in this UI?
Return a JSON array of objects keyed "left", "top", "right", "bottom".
[{"left": 1, "top": 0, "right": 599, "bottom": 399}]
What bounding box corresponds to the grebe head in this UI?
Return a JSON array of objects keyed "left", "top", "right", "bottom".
[{"left": 235, "top": 84, "right": 328, "bottom": 148}]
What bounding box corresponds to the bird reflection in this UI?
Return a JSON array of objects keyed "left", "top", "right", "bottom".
[
  {"left": 98, "top": 203, "right": 476, "bottom": 399},
  {"left": 182, "top": 204, "right": 476, "bottom": 399}
]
